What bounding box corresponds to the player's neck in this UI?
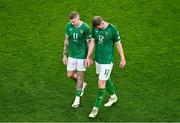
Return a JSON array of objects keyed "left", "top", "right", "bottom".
[
  {"left": 75, "top": 21, "right": 83, "bottom": 28},
  {"left": 102, "top": 22, "right": 109, "bottom": 29}
]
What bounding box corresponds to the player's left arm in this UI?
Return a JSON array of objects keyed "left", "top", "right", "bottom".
[
  {"left": 116, "top": 41, "right": 126, "bottom": 68},
  {"left": 112, "top": 25, "right": 126, "bottom": 68},
  {"left": 85, "top": 27, "right": 94, "bottom": 67},
  {"left": 84, "top": 26, "right": 92, "bottom": 46}
]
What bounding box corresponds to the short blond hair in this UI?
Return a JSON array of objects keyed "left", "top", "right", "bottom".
[
  {"left": 92, "top": 16, "right": 103, "bottom": 27},
  {"left": 69, "top": 11, "right": 79, "bottom": 19}
]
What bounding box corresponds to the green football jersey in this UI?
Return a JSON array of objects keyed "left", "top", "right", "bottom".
[
  {"left": 65, "top": 22, "right": 91, "bottom": 59},
  {"left": 92, "top": 24, "right": 121, "bottom": 64}
]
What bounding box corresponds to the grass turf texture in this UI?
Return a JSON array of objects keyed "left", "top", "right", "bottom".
[{"left": 0, "top": 0, "right": 180, "bottom": 121}]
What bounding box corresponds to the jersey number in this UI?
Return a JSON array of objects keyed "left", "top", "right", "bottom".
[
  {"left": 73, "top": 33, "right": 78, "bottom": 40},
  {"left": 104, "top": 69, "right": 110, "bottom": 76},
  {"left": 98, "top": 35, "right": 104, "bottom": 43}
]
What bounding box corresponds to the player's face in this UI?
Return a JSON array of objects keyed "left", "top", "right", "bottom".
[{"left": 70, "top": 18, "right": 79, "bottom": 26}]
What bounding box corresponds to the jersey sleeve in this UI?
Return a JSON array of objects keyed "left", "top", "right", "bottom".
[
  {"left": 111, "top": 25, "right": 121, "bottom": 42},
  {"left": 84, "top": 25, "right": 91, "bottom": 41},
  {"left": 91, "top": 27, "right": 95, "bottom": 39},
  {"left": 65, "top": 23, "right": 70, "bottom": 37}
]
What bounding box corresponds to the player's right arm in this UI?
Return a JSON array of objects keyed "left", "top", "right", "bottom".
[
  {"left": 62, "top": 36, "right": 69, "bottom": 65},
  {"left": 63, "top": 23, "right": 70, "bottom": 65}
]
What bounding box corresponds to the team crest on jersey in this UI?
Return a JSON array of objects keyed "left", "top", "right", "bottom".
[
  {"left": 105, "top": 32, "right": 108, "bottom": 35},
  {"left": 80, "top": 30, "right": 83, "bottom": 33}
]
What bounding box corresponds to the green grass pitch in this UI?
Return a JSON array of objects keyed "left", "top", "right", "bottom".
[{"left": 0, "top": 0, "right": 180, "bottom": 121}]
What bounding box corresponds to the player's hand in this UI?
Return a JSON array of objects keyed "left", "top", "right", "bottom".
[
  {"left": 63, "top": 55, "right": 68, "bottom": 65},
  {"left": 119, "top": 59, "right": 126, "bottom": 68},
  {"left": 85, "top": 57, "right": 94, "bottom": 67}
]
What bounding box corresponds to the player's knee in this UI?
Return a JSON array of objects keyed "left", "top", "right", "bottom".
[
  {"left": 67, "top": 73, "right": 74, "bottom": 78},
  {"left": 98, "top": 80, "right": 106, "bottom": 88}
]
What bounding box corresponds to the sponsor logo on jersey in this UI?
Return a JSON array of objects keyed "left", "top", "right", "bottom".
[{"left": 69, "top": 28, "right": 73, "bottom": 31}]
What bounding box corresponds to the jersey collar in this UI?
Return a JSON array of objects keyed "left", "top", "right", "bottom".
[
  {"left": 102, "top": 23, "right": 109, "bottom": 30},
  {"left": 74, "top": 21, "right": 83, "bottom": 28}
]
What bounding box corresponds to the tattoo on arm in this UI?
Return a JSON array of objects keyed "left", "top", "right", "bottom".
[{"left": 63, "top": 37, "right": 69, "bottom": 56}]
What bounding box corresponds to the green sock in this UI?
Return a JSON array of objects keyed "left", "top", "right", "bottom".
[
  {"left": 95, "top": 88, "right": 105, "bottom": 108},
  {"left": 106, "top": 79, "right": 115, "bottom": 95},
  {"left": 76, "top": 90, "right": 82, "bottom": 97}
]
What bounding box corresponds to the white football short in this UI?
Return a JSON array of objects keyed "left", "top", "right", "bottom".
[
  {"left": 67, "top": 57, "right": 86, "bottom": 72},
  {"left": 95, "top": 62, "right": 113, "bottom": 80}
]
